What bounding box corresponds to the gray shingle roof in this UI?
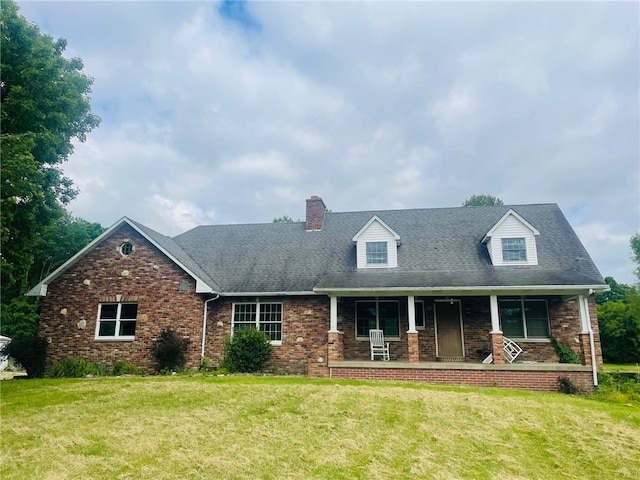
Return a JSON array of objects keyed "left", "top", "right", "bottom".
[
  {"left": 127, "top": 219, "right": 221, "bottom": 292},
  {"left": 172, "top": 204, "right": 605, "bottom": 293}
]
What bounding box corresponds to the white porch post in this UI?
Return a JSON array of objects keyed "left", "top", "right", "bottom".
[
  {"left": 407, "top": 295, "right": 417, "bottom": 333},
  {"left": 329, "top": 296, "right": 339, "bottom": 333},
  {"left": 489, "top": 295, "right": 501, "bottom": 333}
]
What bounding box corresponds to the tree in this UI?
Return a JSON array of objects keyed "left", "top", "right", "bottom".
[
  {"left": 462, "top": 194, "right": 504, "bottom": 207},
  {"left": 28, "top": 213, "right": 105, "bottom": 286},
  {"left": 273, "top": 215, "right": 297, "bottom": 223},
  {"left": 0, "top": 214, "right": 105, "bottom": 339},
  {"left": 595, "top": 276, "right": 636, "bottom": 305},
  {"left": 1, "top": 0, "right": 100, "bottom": 301},
  {"left": 631, "top": 233, "right": 640, "bottom": 284},
  {"left": 596, "top": 301, "right": 640, "bottom": 363}
]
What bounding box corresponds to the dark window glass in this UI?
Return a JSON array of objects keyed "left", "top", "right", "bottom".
[
  {"left": 120, "top": 303, "right": 138, "bottom": 319},
  {"left": 98, "top": 321, "right": 116, "bottom": 337},
  {"left": 100, "top": 304, "right": 118, "bottom": 319}
]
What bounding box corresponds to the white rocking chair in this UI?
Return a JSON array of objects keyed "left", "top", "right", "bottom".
[
  {"left": 369, "top": 329, "right": 390, "bottom": 361},
  {"left": 482, "top": 337, "right": 522, "bottom": 364}
]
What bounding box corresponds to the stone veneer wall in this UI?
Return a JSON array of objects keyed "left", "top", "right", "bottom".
[
  {"left": 38, "top": 224, "right": 206, "bottom": 373},
  {"left": 204, "top": 296, "right": 330, "bottom": 374}
]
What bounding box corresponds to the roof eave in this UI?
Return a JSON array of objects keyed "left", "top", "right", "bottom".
[
  {"left": 313, "top": 284, "right": 610, "bottom": 296},
  {"left": 26, "top": 217, "right": 218, "bottom": 297}
]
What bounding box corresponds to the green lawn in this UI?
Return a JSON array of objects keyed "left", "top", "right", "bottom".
[
  {"left": 603, "top": 363, "right": 640, "bottom": 373},
  {"left": 1, "top": 376, "right": 639, "bottom": 479}
]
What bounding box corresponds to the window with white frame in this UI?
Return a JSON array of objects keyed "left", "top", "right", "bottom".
[
  {"left": 501, "top": 238, "right": 527, "bottom": 262},
  {"left": 232, "top": 302, "right": 282, "bottom": 343},
  {"left": 356, "top": 300, "right": 399, "bottom": 338},
  {"left": 366, "top": 242, "right": 388, "bottom": 265},
  {"left": 415, "top": 301, "right": 425, "bottom": 329},
  {"left": 96, "top": 302, "right": 138, "bottom": 340},
  {"left": 499, "top": 299, "right": 549, "bottom": 338}
]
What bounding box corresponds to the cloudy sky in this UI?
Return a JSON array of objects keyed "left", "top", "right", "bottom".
[{"left": 17, "top": 1, "right": 640, "bottom": 284}]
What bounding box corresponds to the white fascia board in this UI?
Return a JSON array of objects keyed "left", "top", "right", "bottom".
[
  {"left": 221, "top": 291, "right": 318, "bottom": 297},
  {"left": 313, "top": 284, "right": 609, "bottom": 296},
  {"left": 27, "top": 217, "right": 217, "bottom": 296},
  {"left": 352, "top": 215, "right": 401, "bottom": 243},
  {"left": 483, "top": 209, "right": 541, "bottom": 241}
]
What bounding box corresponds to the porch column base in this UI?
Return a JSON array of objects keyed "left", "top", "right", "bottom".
[
  {"left": 328, "top": 331, "right": 344, "bottom": 362},
  {"left": 407, "top": 332, "right": 419, "bottom": 363},
  {"left": 490, "top": 332, "right": 505, "bottom": 364}
]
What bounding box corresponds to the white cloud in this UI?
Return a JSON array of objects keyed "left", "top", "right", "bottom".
[
  {"left": 220, "top": 151, "right": 297, "bottom": 180},
  {"left": 144, "top": 195, "right": 216, "bottom": 235},
  {"left": 15, "top": 0, "right": 639, "bottom": 284}
]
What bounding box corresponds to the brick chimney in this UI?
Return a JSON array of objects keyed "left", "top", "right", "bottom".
[{"left": 306, "top": 195, "right": 326, "bottom": 231}]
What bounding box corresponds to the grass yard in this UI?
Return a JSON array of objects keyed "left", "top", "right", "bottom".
[
  {"left": 1, "top": 376, "right": 639, "bottom": 480},
  {"left": 603, "top": 364, "right": 640, "bottom": 374}
]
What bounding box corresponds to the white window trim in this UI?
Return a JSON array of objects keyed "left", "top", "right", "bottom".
[
  {"left": 94, "top": 302, "right": 137, "bottom": 341},
  {"left": 366, "top": 241, "right": 388, "bottom": 266},
  {"left": 498, "top": 298, "right": 550, "bottom": 340},
  {"left": 232, "top": 302, "right": 283, "bottom": 346},
  {"left": 501, "top": 237, "right": 527, "bottom": 263},
  {"left": 355, "top": 299, "right": 401, "bottom": 340}
]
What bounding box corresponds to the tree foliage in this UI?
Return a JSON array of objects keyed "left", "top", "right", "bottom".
[
  {"left": 597, "top": 300, "right": 640, "bottom": 364},
  {"left": 462, "top": 194, "right": 504, "bottom": 207},
  {"left": 273, "top": 215, "right": 297, "bottom": 223},
  {"left": 595, "top": 276, "right": 636, "bottom": 305},
  {"left": 28, "top": 212, "right": 105, "bottom": 286},
  {"left": 631, "top": 233, "right": 640, "bottom": 284},
  {"left": 595, "top": 235, "right": 640, "bottom": 364},
  {"left": 1, "top": 0, "right": 100, "bottom": 300}
]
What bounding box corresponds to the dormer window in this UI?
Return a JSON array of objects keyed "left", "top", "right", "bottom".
[
  {"left": 366, "top": 242, "right": 388, "bottom": 265},
  {"left": 482, "top": 209, "right": 540, "bottom": 266},
  {"left": 352, "top": 216, "right": 401, "bottom": 269},
  {"left": 502, "top": 238, "right": 527, "bottom": 262}
]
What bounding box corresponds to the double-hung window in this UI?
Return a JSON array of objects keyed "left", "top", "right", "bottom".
[
  {"left": 356, "top": 300, "right": 399, "bottom": 339},
  {"left": 499, "top": 299, "right": 549, "bottom": 339},
  {"left": 501, "top": 238, "right": 527, "bottom": 262},
  {"left": 232, "top": 302, "right": 282, "bottom": 344},
  {"left": 96, "top": 302, "right": 138, "bottom": 340},
  {"left": 366, "top": 242, "right": 388, "bottom": 265}
]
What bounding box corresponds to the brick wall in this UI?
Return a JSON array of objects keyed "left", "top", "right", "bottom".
[
  {"left": 38, "top": 224, "right": 206, "bottom": 373},
  {"left": 204, "top": 296, "right": 330, "bottom": 374},
  {"left": 330, "top": 367, "right": 595, "bottom": 392}
]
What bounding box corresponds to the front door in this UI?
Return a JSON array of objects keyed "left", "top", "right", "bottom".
[{"left": 435, "top": 301, "right": 464, "bottom": 357}]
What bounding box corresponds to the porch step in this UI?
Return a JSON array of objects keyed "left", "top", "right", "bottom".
[{"left": 436, "top": 356, "right": 466, "bottom": 363}]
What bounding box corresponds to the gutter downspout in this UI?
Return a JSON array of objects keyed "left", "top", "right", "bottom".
[
  {"left": 584, "top": 295, "right": 598, "bottom": 388},
  {"left": 201, "top": 294, "right": 220, "bottom": 361}
]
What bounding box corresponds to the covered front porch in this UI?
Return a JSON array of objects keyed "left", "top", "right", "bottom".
[{"left": 314, "top": 289, "right": 601, "bottom": 389}]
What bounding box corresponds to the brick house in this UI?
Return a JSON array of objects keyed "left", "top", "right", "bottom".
[{"left": 28, "top": 196, "right": 609, "bottom": 391}]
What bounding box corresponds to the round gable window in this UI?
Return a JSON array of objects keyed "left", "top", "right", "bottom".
[{"left": 120, "top": 242, "right": 134, "bottom": 256}]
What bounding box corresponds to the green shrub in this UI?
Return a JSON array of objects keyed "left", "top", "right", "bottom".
[
  {"left": 150, "top": 329, "right": 191, "bottom": 372},
  {"left": 1, "top": 335, "right": 47, "bottom": 378},
  {"left": 222, "top": 327, "right": 272, "bottom": 373},
  {"left": 112, "top": 360, "right": 142, "bottom": 376},
  {"left": 49, "top": 357, "right": 108, "bottom": 378},
  {"left": 551, "top": 337, "right": 581, "bottom": 364},
  {"left": 557, "top": 376, "right": 583, "bottom": 395},
  {"left": 596, "top": 372, "right": 640, "bottom": 404}
]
